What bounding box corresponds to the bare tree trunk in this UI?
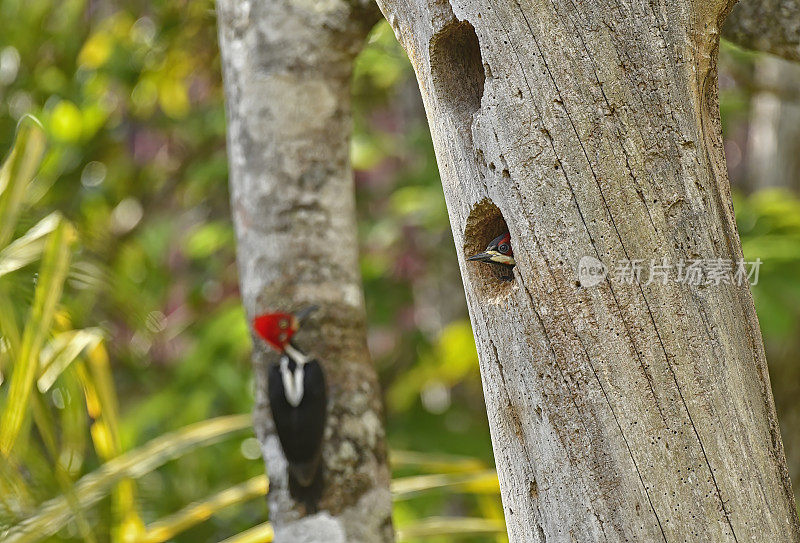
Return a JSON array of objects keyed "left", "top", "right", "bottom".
[
  {"left": 375, "top": 0, "right": 800, "bottom": 541},
  {"left": 724, "top": 0, "right": 800, "bottom": 62},
  {"left": 216, "top": 2, "right": 394, "bottom": 541}
]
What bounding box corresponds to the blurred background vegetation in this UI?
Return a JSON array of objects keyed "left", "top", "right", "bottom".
[{"left": 0, "top": 0, "right": 797, "bottom": 541}]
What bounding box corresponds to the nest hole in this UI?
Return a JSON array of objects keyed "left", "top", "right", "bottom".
[
  {"left": 464, "top": 199, "right": 514, "bottom": 300},
  {"left": 429, "top": 20, "right": 485, "bottom": 136}
]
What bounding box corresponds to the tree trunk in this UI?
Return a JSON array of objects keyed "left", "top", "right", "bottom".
[
  {"left": 745, "top": 55, "right": 800, "bottom": 193},
  {"left": 724, "top": 0, "right": 800, "bottom": 63},
  {"left": 375, "top": 0, "right": 800, "bottom": 541},
  {"left": 216, "top": 2, "right": 394, "bottom": 541}
]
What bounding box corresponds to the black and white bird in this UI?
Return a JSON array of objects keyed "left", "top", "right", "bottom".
[
  {"left": 253, "top": 305, "right": 327, "bottom": 511},
  {"left": 467, "top": 232, "right": 515, "bottom": 280},
  {"left": 467, "top": 232, "right": 514, "bottom": 267}
]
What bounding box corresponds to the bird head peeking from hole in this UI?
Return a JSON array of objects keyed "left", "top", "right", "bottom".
[{"left": 467, "top": 232, "right": 515, "bottom": 280}]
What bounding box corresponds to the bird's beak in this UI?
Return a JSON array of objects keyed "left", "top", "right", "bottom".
[
  {"left": 294, "top": 305, "right": 319, "bottom": 326},
  {"left": 467, "top": 250, "right": 500, "bottom": 263},
  {"left": 467, "top": 250, "right": 516, "bottom": 266}
]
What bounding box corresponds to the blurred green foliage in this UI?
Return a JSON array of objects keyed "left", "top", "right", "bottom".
[
  {"left": 0, "top": 1, "right": 267, "bottom": 540},
  {"left": 0, "top": 1, "right": 797, "bottom": 541},
  {"left": 0, "top": 4, "right": 500, "bottom": 540},
  {"left": 735, "top": 189, "right": 800, "bottom": 479}
]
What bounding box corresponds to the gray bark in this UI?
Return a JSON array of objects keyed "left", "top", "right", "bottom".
[
  {"left": 724, "top": 0, "right": 800, "bottom": 62},
  {"left": 216, "top": 2, "right": 394, "bottom": 541},
  {"left": 745, "top": 55, "right": 800, "bottom": 193},
  {"left": 375, "top": 0, "right": 800, "bottom": 541}
]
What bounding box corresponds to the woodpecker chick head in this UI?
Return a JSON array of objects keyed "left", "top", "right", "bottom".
[
  {"left": 467, "top": 232, "right": 515, "bottom": 267},
  {"left": 253, "top": 305, "right": 317, "bottom": 352}
]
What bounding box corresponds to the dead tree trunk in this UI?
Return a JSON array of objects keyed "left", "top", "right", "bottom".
[
  {"left": 375, "top": 0, "right": 800, "bottom": 541},
  {"left": 216, "top": 1, "right": 394, "bottom": 541}
]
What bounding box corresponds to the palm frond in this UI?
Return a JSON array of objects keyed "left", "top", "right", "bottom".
[
  {"left": 139, "top": 476, "right": 268, "bottom": 543},
  {"left": 2, "top": 414, "right": 252, "bottom": 543}
]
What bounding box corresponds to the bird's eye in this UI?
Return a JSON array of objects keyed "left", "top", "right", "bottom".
[
  {"left": 498, "top": 243, "right": 510, "bottom": 254},
  {"left": 278, "top": 319, "right": 289, "bottom": 329}
]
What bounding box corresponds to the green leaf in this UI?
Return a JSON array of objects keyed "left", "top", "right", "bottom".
[
  {"left": 397, "top": 517, "right": 506, "bottom": 541},
  {"left": 391, "top": 470, "right": 499, "bottom": 501},
  {"left": 217, "top": 522, "right": 274, "bottom": 543},
  {"left": 76, "top": 342, "right": 146, "bottom": 542},
  {"left": 390, "top": 450, "right": 487, "bottom": 473},
  {"left": 0, "top": 218, "right": 74, "bottom": 456},
  {"left": 0, "top": 116, "right": 47, "bottom": 250},
  {"left": 0, "top": 213, "right": 61, "bottom": 279},
  {"left": 29, "top": 379, "right": 97, "bottom": 543},
  {"left": 36, "top": 328, "right": 103, "bottom": 393},
  {"left": 0, "top": 289, "right": 20, "bottom": 386}
]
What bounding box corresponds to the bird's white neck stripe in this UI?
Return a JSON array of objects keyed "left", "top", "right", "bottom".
[
  {"left": 284, "top": 343, "right": 309, "bottom": 365},
  {"left": 280, "top": 344, "right": 308, "bottom": 407}
]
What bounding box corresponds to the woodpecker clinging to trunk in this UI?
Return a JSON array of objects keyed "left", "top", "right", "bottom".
[
  {"left": 253, "top": 305, "right": 327, "bottom": 511},
  {"left": 467, "top": 232, "right": 515, "bottom": 279}
]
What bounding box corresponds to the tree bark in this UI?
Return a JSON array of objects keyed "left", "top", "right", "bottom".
[
  {"left": 216, "top": 2, "right": 394, "bottom": 541},
  {"left": 375, "top": 0, "right": 800, "bottom": 541},
  {"left": 724, "top": 0, "right": 800, "bottom": 63}
]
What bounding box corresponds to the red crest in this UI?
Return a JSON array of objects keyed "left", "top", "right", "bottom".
[
  {"left": 490, "top": 232, "right": 512, "bottom": 256},
  {"left": 253, "top": 312, "right": 297, "bottom": 352}
]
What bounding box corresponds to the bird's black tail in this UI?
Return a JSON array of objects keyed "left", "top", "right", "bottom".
[{"left": 288, "top": 465, "right": 324, "bottom": 513}]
